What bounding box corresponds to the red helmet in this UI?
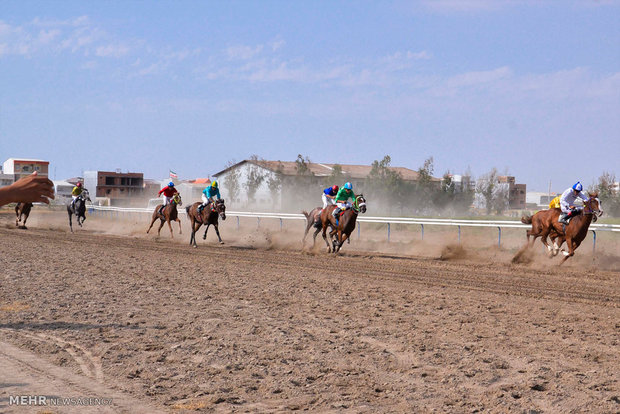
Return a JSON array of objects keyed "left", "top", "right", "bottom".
[
  {"left": 76, "top": 182, "right": 82, "bottom": 187},
  {"left": 332, "top": 185, "right": 339, "bottom": 192}
]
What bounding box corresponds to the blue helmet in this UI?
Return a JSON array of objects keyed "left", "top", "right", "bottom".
[
  {"left": 572, "top": 182, "right": 582, "bottom": 192},
  {"left": 344, "top": 182, "right": 352, "bottom": 190},
  {"left": 168, "top": 181, "right": 175, "bottom": 187}
]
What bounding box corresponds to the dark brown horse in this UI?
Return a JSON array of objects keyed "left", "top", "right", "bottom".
[
  {"left": 319, "top": 195, "right": 367, "bottom": 253},
  {"left": 15, "top": 202, "right": 33, "bottom": 229},
  {"left": 147, "top": 193, "right": 182, "bottom": 238},
  {"left": 185, "top": 199, "right": 226, "bottom": 247},
  {"left": 521, "top": 193, "right": 602, "bottom": 263},
  {"left": 67, "top": 191, "right": 91, "bottom": 233}
]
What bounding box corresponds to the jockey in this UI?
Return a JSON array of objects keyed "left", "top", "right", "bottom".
[
  {"left": 199, "top": 181, "right": 221, "bottom": 213},
  {"left": 548, "top": 195, "right": 561, "bottom": 209},
  {"left": 558, "top": 181, "right": 589, "bottom": 224},
  {"left": 71, "top": 182, "right": 85, "bottom": 209},
  {"left": 322, "top": 185, "right": 339, "bottom": 209},
  {"left": 158, "top": 182, "right": 178, "bottom": 213},
  {"left": 332, "top": 182, "right": 356, "bottom": 220}
]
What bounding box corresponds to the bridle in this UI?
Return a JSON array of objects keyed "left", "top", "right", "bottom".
[{"left": 353, "top": 196, "right": 366, "bottom": 213}]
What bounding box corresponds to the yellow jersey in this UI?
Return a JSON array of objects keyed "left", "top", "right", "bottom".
[{"left": 548, "top": 196, "right": 560, "bottom": 209}]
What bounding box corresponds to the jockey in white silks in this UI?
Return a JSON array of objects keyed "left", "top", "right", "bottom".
[{"left": 558, "top": 181, "right": 589, "bottom": 224}]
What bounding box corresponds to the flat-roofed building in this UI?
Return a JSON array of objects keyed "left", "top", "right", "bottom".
[
  {"left": 3, "top": 158, "right": 49, "bottom": 181},
  {"left": 84, "top": 170, "right": 144, "bottom": 206}
]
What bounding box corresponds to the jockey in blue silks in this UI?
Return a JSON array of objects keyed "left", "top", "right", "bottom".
[
  {"left": 558, "top": 181, "right": 589, "bottom": 224},
  {"left": 198, "top": 181, "right": 221, "bottom": 213}
]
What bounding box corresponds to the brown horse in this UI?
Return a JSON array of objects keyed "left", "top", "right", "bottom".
[
  {"left": 319, "top": 195, "right": 367, "bottom": 253},
  {"left": 521, "top": 208, "right": 563, "bottom": 255},
  {"left": 15, "top": 202, "right": 33, "bottom": 229},
  {"left": 302, "top": 206, "right": 331, "bottom": 249},
  {"left": 185, "top": 199, "right": 226, "bottom": 247},
  {"left": 521, "top": 193, "right": 602, "bottom": 263},
  {"left": 147, "top": 193, "right": 182, "bottom": 238}
]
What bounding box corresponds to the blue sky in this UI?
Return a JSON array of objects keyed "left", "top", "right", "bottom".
[{"left": 1, "top": 0, "right": 618, "bottom": 192}]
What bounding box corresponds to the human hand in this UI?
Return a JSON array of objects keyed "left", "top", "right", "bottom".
[{"left": 8, "top": 171, "right": 55, "bottom": 204}]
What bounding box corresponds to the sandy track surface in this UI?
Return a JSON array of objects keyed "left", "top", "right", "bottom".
[{"left": 1, "top": 223, "right": 619, "bottom": 413}]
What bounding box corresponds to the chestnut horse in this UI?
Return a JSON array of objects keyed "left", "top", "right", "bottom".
[
  {"left": 319, "top": 195, "right": 367, "bottom": 253},
  {"left": 67, "top": 192, "right": 91, "bottom": 233},
  {"left": 185, "top": 199, "right": 226, "bottom": 247},
  {"left": 15, "top": 202, "right": 33, "bottom": 229},
  {"left": 147, "top": 193, "right": 182, "bottom": 238},
  {"left": 302, "top": 207, "right": 331, "bottom": 249},
  {"left": 521, "top": 193, "right": 602, "bottom": 264}
]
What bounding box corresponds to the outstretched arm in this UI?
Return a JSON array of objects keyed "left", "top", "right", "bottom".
[{"left": 0, "top": 171, "right": 55, "bottom": 207}]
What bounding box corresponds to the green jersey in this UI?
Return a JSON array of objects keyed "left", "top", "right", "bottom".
[{"left": 335, "top": 188, "right": 356, "bottom": 203}]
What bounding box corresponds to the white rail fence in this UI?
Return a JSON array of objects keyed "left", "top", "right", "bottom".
[{"left": 89, "top": 205, "right": 620, "bottom": 253}]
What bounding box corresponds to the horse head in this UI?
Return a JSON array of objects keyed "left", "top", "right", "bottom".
[
  {"left": 173, "top": 193, "right": 182, "bottom": 206},
  {"left": 585, "top": 192, "right": 602, "bottom": 221},
  {"left": 215, "top": 199, "right": 226, "bottom": 220},
  {"left": 355, "top": 194, "right": 367, "bottom": 214}
]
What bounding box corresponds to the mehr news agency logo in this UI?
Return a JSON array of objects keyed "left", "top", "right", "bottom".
[{"left": 9, "top": 395, "right": 113, "bottom": 407}]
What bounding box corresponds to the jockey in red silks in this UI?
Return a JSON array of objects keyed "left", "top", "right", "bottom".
[{"left": 158, "top": 182, "right": 178, "bottom": 214}]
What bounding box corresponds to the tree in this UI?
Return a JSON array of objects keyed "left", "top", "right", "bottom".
[
  {"left": 476, "top": 168, "right": 508, "bottom": 215},
  {"left": 595, "top": 171, "right": 620, "bottom": 217},
  {"left": 222, "top": 160, "right": 240, "bottom": 203},
  {"left": 295, "top": 154, "right": 313, "bottom": 177},
  {"left": 365, "top": 155, "right": 405, "bottom": 214},
  {"left": 267, "top": 162, "right": 284, "bottom": 210},
  {"left": 245, "top": 155, "right": 265, "bottom": 204}
]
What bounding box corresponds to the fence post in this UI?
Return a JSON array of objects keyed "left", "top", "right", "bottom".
[
  {"left": 357, "top": 223, "right": 360, "bottom": 239},
  {"left": 257, "top": 217, "right": 260, "bottom": 229},
  {"left": 497, "top": 227, "right": 501, "bottom": 248},
  {"left": 236, "top": 216, "right": 240, "bottom": 230},
  {"left": 421, "top": 224, "right": 424, "bottom": 240},
  {"left": 387, "top": 223, "right": 391, "bottom": 242},
  {"left": 280, "top": 218, "right": 283, "bottom": 231},
  {"left": 592, "top": 230, "right": 596, "bottom": 255}
]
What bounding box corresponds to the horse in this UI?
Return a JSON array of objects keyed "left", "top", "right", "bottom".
[
  {"left": 146, "top": 193, "right": 182, "bottom": 238},
  {"left": 67, "top": 192, "right": 91, "bottom": 233},
  {"left": 15, "top": 202, "right": 33, "bottom": 229},
  {"left": 185, "top": 199, "right": 226, "bottom": 248},
  {"left": 521, "top": 193, "right": 602, "bottom": 263},
  {"left": 302, "top": 206, "right": 328, "bottom": 249},
  {"left": 520, "top": 208, "right": 563, "bottom": 256},
  {"left": 319, "top": 195, "right": 367, "bottom": 253}
]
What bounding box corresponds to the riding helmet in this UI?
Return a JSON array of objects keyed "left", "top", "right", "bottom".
[
  {"left": 76, "top": 182, "right": 82, "bottom": 187},
  {"left": 332, "top": 185, "right": 339, "bottom": 192},
  {"left": 169, "top": 181, "right": 175, "bottom": 187},
  {"left": 572, "top": 182, "right": 582, "bottom": 192},
  {"left": 344, "top": 182, "right": 352, "bottom": 190},
  {"left": 211, "top": 181, "right": 218, "bottom": 188}
]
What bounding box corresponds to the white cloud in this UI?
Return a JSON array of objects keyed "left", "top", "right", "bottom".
[
  {"left": 226, "top": 44, "right": 264, "bottom": 60},
  {"left": 95, "top": 44, "right": 130, "bottom": 58}
]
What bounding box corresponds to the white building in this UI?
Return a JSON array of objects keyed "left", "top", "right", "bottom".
[{"left": 3, "top": 158, "right": 49, "bottom": 180}]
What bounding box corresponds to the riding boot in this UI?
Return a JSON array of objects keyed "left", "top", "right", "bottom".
[
  {"left": 559, "top": 213, "right": 569, "bottom": 225},
  {"left": 198, "top": 203, "right": 204, "bottom": 214}
]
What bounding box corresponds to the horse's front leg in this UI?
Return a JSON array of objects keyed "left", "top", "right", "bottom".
[
  {"left": 147, "top": 215, "right": 157, "bottom": 234},
  {"left": 321, "top": 225, "right": 332, "bottom": 253},
  {"left": 157, "top": 219, "right": 165, "bottom": 236},
  {"left": 214, "top": 224, "right": 224, "bottom": 244},
  {"left": 22, "top": 214, "right": 29, "bottom": 228},
  {"left": 176, "top": 218, "right": 182, "bottom": 234},
  {"left": 560, "top": 239, "right": 575, "bottom": 265},
  {"left": 203, "top": 224, "right": 210, "bottom": 240},
  {"left": 167, "top": 219, "right": 174, "bottom": 238}
]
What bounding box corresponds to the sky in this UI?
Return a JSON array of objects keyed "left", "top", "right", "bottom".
[{"left": 1, "top": 0, "right": 618, "bottom": 192}]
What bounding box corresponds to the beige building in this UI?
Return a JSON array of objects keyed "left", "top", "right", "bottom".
[{"left": 2, "top": 158, "right": 49, "bottom": 181}]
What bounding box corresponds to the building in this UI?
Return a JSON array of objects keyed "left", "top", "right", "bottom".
[
  {"left": 445, "top": 174, "right": 474, "bottom": 192},
  {"left": 213, "top": 159, "right": 438, "bottom": 211},
  {"left": 84, "top": 170, "right": 144, "bottom": 206},
  {"left": 2, "top": 158, "right": 49, "bottom": 181},
  {"left": 498, "top": 176, "right": 527, "bottom": 209},
  {"left": 53, "top": 180, "right": 75, "bottom": 204},
  {"left": 526, "top": 192, "right": 558, "bottom": 209}
]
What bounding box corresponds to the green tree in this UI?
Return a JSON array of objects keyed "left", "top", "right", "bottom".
[
  {"left": 595, "top": 171, "right": 620, "bottom": 217},
  {"left": 245, "top": 155, "right": 265, "bottom": 204}
]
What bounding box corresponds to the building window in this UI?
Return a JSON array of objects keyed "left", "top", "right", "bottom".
[
  {"left": 22, "top": 166, "right": 30, "bottom": 172},
  {"left": 105, "top": 177, "right": 115, "bottom": 185},
  {"left": 106, "top": 189, "right": 111, "bottom": 194}
]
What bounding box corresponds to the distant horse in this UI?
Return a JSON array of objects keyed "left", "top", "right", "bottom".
[
  {"left": 319, "top": 195, "right": 367, "bottom": 253},
  {"left": 67, "top": 192, "right": 91, "bottom": 233},
  {"left": 15, "top": 202, "right": 33, "bottom": 229},
  {"left": 521, "top": 193, "right": 602, "bottom": 263},
  {"left": 185, "top": 199, "right": 226, "bottom": 248},
  {"left": 147, "top": 193, "right": 182, "bottom": 238}
]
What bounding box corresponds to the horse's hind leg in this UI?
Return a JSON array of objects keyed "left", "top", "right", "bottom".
[
  {"left": 15, "top": 207, "right": 19, "bottom": 227},
  {"left": 147, "top": 215, "right": 157, "bottom": 234},
  {"left": 176, "top": 218, "right": 182, "bottom": 235},
  {"left": 312, "top": 227, "right": 321, "bottom": 248},
  {"left": 321, "top": 226, "right": 332, "bottom": 253},
  {"left": 157, "top": 219, "right": 165, "bottom": 236},
  {"left": 68, "top": 212, "right": 73, "bottom": 233},
  {"left": 167, "top": 219, "right": 174, "bottom": 238},
  {"left": 22, "top": 213, "right": 29, "bottom": 229},
  {"left": 203, "top": 224, "right": 210, "bottom": 240}
]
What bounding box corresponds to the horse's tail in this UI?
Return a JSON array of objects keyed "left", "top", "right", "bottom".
[
  {"left": 521, "top": 215, "right": 532, "bottom": 224},
  {"left": 302, "top": 210, "right": 310, "bottom": 220},
  {"left": 185, "top": 205, "right": 191, "bottom": 215}
]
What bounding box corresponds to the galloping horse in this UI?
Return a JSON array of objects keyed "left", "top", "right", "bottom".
[
  {"left": 147, "top": 193, "right": 182, "bottom": 238},
  {"left": 302, "top": 206, "right": 331, "bottom": 249},
  {"left": 319, "top": 195, "right": 367, "bottom": 253},
  {"left": 521, "top": 193, "right": 602, "bottom": 264},
  {"left": 15, "top": 202, "right": 33, "bottom": 229},
  {"left": 185, "top": 199, "right": 226, "bottom": 247},
  {"left": 67, "top": 192, "right": 91, "bottom": 233}
]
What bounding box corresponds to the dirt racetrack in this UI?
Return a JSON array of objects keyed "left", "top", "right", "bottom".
[{"left": 1, "top": 210, "right": 619, "bottom": 413}]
